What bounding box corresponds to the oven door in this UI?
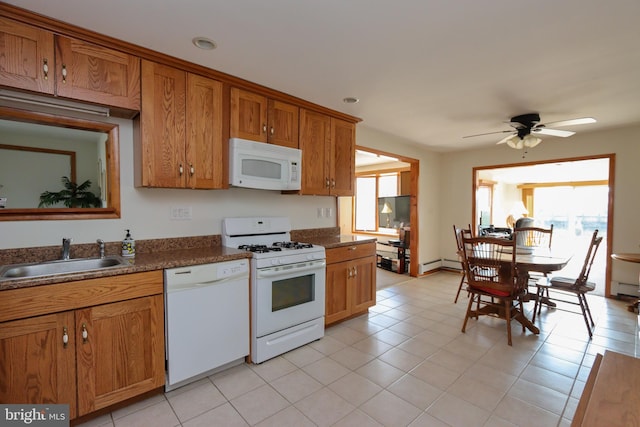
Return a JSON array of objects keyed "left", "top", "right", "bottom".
[{"left": 254, "top": 259, "right": 326, "bottom": 337}]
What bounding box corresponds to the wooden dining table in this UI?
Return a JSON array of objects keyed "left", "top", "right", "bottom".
[{"left": 493, "top": 247, "right": 572, "bottom": 335}]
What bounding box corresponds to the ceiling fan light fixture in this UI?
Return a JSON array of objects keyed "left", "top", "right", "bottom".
[
  {"left": 523, "top": 134, "right": 542, "bottom": 148},
  {"left": 506, "top": 135, "right": 523, "bottom": 149}
]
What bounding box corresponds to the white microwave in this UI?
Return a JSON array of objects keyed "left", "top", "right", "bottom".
[{"left": 229, "top": 138, "right": 302, "bottom": 191}]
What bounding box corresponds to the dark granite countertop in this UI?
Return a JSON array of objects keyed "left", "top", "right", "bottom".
[
  {"left": 305, "top": 234, "right": 377, "bottom": 249},
  {"left": 0, "top": 229, "right": 376, "bottom": 291},
  {"left": 0, "top": 245, "right": 250, "bottom": 291}
]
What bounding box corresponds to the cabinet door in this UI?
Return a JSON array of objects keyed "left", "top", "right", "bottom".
[
  {"left": 138, "top": 60, "right": 186, "bottom": 188},
  {"left": 299, "top": 109, "right": 331, "bottom": 195},
  {"left": 76, "top": 295, "right": 165, "bottom": 416},
  {"left": 330, "top": 118, "right": 355, "bottom": 196},
  {"left": 351, "top": 256, "right": 377, "bottom": 313},
  {"left": 55, "top": 36, "right": 140, "bottom": 110},
  {"left": 0, "top": 312, "right": 77, "bottom": 417},
  {"left": 0, "top": 17, "right": 54, "bottom": 94},
  {"left": 186, "top": 74, "right": 225, "bottom": 189},
  {"left": 268, "top": 99, "right": 299, "bottom": 148},
  {"left": 325, "top": 260, "right": 352, "bottom": 325},
  {"left": 230, "top": 87, "right": 268, "bottom": 142}
]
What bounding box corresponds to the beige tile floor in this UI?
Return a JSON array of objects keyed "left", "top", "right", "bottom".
[{"left": 76, "top": 271, "right": 639, "bottom": 427}]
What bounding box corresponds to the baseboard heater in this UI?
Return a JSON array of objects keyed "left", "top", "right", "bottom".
[
  {"left": 418, "top": 259, "right": 443, "bottom": 275},
  {"left": 611, "top": 281, "right": 639, "bottom": 298}
]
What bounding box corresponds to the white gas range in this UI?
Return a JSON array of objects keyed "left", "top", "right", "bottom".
[{"left": 222, "top": 217, "right": 326, "bottom": 363}]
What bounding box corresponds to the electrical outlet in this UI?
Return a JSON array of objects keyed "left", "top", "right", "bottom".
[
  {"left": 317, "top": 207, "right": 323, "bottom": 218},
  {"left": 170, "top": 206, "right": 192, "bottom": 220}
]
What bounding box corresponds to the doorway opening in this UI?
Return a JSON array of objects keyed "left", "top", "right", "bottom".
[
  {"left": 338, "top": 146, "right": 419, "bottom": 276},
  {"left": 472, "top": 155, "right": 615, "bottom": 296}
]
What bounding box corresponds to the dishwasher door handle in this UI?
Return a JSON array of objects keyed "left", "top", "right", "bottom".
[{"left": 166, "top": 274, "right": 249, "bottom": 293}]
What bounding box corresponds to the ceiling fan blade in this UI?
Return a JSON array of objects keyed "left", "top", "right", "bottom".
[
  {"left": 541, "top": 117, "right": 596, "bottom": 128},
  {"left": 463, "top": 130, "right": 513, "bottom": 138},
  {"left": 496, "top": 134, "right": 516, "bottom": 145},
  {"left": 533, "top": 128, "right": 575, "bottom": 137}
]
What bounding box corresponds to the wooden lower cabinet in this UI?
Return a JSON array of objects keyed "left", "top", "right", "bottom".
[
  {"left": 325, "top": 242, "right": 376, "bottom": 325},
  {"left": 0, "top": 271, "right": 165, "bottom": 420}
]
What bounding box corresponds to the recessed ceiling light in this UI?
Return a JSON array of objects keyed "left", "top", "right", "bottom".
[
  {"left": 192, "top": 37, "right": 217, "bottom": 50},
  {"left": 343, "top": 97, "right": 359, "bottom": 104}
]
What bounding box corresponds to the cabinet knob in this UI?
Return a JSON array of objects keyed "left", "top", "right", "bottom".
[
  {"left": 262, "top": 124, "right": 267, "bottom": 134},
  {"left": 43, "top": 59, "right": 49, "bottom": 80},
  {"left": 270, "top": 126, "right": 274, "bottom": 136},
  {"left": 189, "top": 164, "right": 195, "bottom": 176},
  {"left": 325, "top": 178, "right": 330, "bottom": 188},
  {"left": 352, "top": 267, "right": 358, "bottom": 277},
  {"left": 81, "top": 323, "right": 88, "bottom": 343},
  {"left": 61, "top": 64, "right": 67, "bottom": 84},
  {"left": 62, "top": 326, "right": 69, "bottom": 348},
  {"left": 331, "top": 178, "right": 336, "bottom": 188},
  {"left": 179, "top": 164, "right": 184, "bottom": 175}
]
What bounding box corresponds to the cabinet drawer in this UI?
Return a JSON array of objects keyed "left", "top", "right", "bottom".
[
  {"left": 0, "top": 271, "right": 163, "bottom": 323},
  {"left": 326, "top": 242, "right": 376, "bottom": 264}
]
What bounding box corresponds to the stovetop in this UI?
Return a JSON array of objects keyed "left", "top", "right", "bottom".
[{"left": 222, "top": 217, "right": 325, "bottom": 266}]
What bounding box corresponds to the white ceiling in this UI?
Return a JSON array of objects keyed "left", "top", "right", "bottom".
[{"left": 6, "top": 0, "right": 640, "bottom": 152}]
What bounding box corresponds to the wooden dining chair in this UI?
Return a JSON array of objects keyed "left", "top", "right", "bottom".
[
  {"left": 460, "top": 235, "right": 529, "bottom": 346},
  {"left": 513, "top": 225, "right": 554, "bottom": 302},
  {"left": 532, "top": 229, "right": 603, "bottom": 338},
  {"left": 453, "top": 224, "right": 473, "bottom": 303}
]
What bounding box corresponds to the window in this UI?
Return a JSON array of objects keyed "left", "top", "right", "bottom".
[{"left": 354, "top": 172, "right": 399, "bottom": 233}]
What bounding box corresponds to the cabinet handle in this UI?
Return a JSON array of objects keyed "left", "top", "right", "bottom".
[
  {"left": 43, "top": 59, "right": 49, "bottom": 80},
  {"left": 189, "top": 164, "right": 195, "bottom": 176},
  {"left": 331, "top": 178, "right": 336, "bottom": 188},
  {"left": 61, "top": 64, "right": 67, "bottom": 84},
  {"left": 270, "top": 126, "right": 274, "bottom": 136},
  {"left": 262, "top": 124, "right": 267, "bottom": 134},
  {"left": 352, "top": 267, "right": 357, "bottom": 277},
  {"left": 179, "top": 163, "right": 184, "bottom": 175},
  {"left": 325, "top": 178, "right": 330, "bottom": 188},
  {"left": 347, "top": 268, "right": 352, "bottom": 278},
  {"left": 349, "top": 246, "right": 357, "bottom": 251},
  {"left": 81, "top": 323, "right": 88, "bottom": 343},
  {"left": 62, "top": 326, "right": 69, "bottom": 348}
]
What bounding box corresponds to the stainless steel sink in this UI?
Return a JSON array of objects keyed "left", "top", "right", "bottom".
[{"left": 0, "top": 256, "right": 129, "bottom": 279}]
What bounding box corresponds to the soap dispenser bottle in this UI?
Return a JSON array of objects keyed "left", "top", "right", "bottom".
[{"left": 122, "top": 229, "right": 135, "bottom": 257}]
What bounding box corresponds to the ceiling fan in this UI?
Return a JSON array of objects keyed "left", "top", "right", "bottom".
[{"left": 464, "top": 113, "right": 596, "bottom": 150}]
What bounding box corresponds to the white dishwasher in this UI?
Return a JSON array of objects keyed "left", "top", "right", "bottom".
[{"left": 164, "top": 259, "right": 249, "bottom": 391}]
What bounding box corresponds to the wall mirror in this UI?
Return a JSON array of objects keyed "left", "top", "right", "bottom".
[{"left": 0, "top": 106, "right": 120, "bottom": 221}]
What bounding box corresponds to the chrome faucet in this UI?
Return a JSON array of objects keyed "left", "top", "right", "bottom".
[
  {"left": 97, "top": 239, "right": 105, "bottom": 258},
  {"left": 62, "top": 237, "right": 72, "bottom": 260}
]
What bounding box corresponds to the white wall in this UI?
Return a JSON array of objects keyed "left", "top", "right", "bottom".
[
  {"left": 439, "top": 124, "right": 640, "bottom": 286},
  {"left": 0, "top": 117, "right": 337, "bottom": 249}
]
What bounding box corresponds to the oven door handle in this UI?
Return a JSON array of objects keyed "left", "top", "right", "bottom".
[{"left": 257, "top": 261, "right": 326, "bottom": 278}]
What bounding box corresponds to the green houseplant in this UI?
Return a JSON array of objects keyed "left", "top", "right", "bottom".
[{"left": 39, "top": 176, "right": 103, "bottom": 208}]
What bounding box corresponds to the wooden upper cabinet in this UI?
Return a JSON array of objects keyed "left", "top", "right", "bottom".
[
  {"left": 231, "top": 87, "right": 299, "bottom": 148},
  {"left": 138, "top": 60, "right": 186, "bottom": 188},
  {"left": 268, "top": 99, "right": 299, "bottom": 148},
  {"left": 55, "top": 36, "right": 140, "bottom": 110},
  {"left": 231, "top": 88, "right": 267, "bottom": 142},
  {"left": 186, "top": 73, "right": 225, "bottom": 189},
  {"left": 330, "top": 117, "right": 356, "bottom": 196},
  {"left": 0, "top": 16, "right": 55, "bottom": 94},
  {"left": 299, "top": 109, "right": 331, "bottom": 194},
  {"left": 137, "top": 60, "right": 225, "bottom": 189},
  {"left": 0, "top": 17, "right": 140, "bottom": 111},
  {"left": 299, "top": 109, "right": 355, "bottom": 196}
]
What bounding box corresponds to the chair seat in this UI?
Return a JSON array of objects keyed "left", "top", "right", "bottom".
[
  {"left": 550, "top": 276, "right": 596, "bottom": 292},
  {"left": 475, "top": 286, "right": 511, "bottom": 297}
]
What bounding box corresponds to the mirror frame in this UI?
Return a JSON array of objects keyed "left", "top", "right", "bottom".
[{"left": 0, "top": 106, "right": 121, "bottom": 221}]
